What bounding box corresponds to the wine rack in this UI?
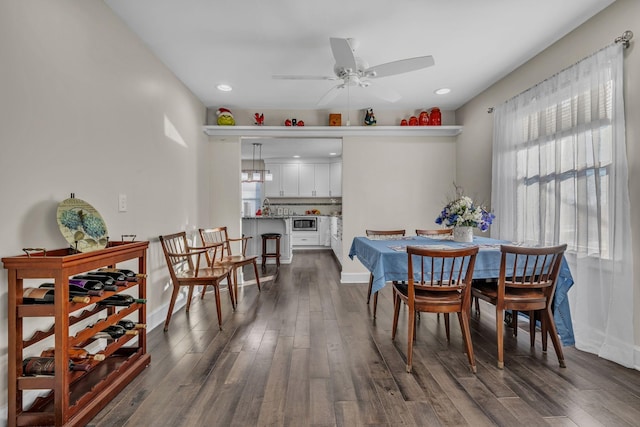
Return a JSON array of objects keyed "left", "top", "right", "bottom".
[{"left": 2, "top": 241, "right": 150, "bottom": 427}]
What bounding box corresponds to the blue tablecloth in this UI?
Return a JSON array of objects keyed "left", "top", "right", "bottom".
[{"left": 349, "top": 235, "right": 575, "bottom": 345}]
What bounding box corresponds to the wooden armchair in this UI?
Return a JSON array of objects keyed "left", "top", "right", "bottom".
[
  {"left": 365, "top": 229, "right": 406, "bottom": 317},
  {"left": 159, "top": 231, "right": 233, "bottom": 331},
  {"left": 199, "top": 227, "right": 261, "bottom": 303},
  {"left": 471, "top": 244, "right": 567, "bottom": 369},
  {"left": 392, "top": 245, "right": 479, "bottom": 373}
]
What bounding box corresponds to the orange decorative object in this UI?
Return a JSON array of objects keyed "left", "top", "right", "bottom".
[
  {"left": 428, "top": 107, "right": 442, "bottom": 126},
  {"left": 408, "top": 116, "right": 418, "bottom": 126},
  {"left": 418, "top": 111, "right": 429, "bottom": 126}
]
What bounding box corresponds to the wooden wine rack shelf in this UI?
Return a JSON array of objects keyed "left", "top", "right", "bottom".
[{"left": 2, "top": 241, "right": 150, "bottom": 427}]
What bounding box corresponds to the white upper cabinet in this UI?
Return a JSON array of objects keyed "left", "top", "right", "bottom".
[
  {"left": 264, "top": 163, "right": 299, "bottom": 197},
  {"left": 299, "top": 164, "right": 330, "bottom": 197},
  {"left": 265, "top": 161, "right": 339, "bottom": 198},
  {"left": 281, "top": 164, "right": 299, "bottom": 197}
]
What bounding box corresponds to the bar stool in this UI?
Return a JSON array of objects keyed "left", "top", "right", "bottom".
[{"left": 261, "top": 233, "right": 281, "bottom": 273}]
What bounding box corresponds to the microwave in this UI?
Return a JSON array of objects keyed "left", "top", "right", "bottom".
[{"left": 292, "top": 216, "right": 317, "bottom": 231}]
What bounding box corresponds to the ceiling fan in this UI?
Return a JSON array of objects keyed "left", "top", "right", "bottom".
[{"left": 273, "top": 37, "right": 435, "bottom": 106}]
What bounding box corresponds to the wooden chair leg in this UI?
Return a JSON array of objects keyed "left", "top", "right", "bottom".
[
  {"left": 253, "top": 261, "right": 261, "bottom": 291},
  {"left": 366, "top": 274, "right": 373, "bottom": 304},
  {"left": 186, "top": 285, "right": 195, "bottom": 312},
  {"left": 213, "top": 282, "right": 223, "bottom": 330},
  {"left": 529, "top": 310, "right": 536, "bottom": 347},
  {"left": 232, "top": 267, "right": 239, "bottom": 303},
  {"left": 164, "top": 286, "right": 181, "bottom": 331},
  {"left": 444, "top": 313, "right": 451, "bottom": 341},
  {"left": 496, "top": 308, "right": 504, "bottom": 369},
  {"left": 542, "top": 307, "right": 566, "bottom": 368},
  {"left": 457, "top": 311, "right": 477, "bottom": 373},
  {"left": 200, "top": 284, "right": 208, "bottom": 299},
  {"left": 227, "top": 273, "right": 236, "bottom": 310},
  {"left": 407, "top": 307, "right": 415, "bottom": 373}
]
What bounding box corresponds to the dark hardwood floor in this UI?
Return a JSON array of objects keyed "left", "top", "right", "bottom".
[{"left": 89, "top": 250, "right": 640, "bottom": 426}]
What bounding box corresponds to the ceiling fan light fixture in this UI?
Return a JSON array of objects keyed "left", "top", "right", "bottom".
[
  {"left": 216, "top": 84, "right": 233, "bottom": 92},
  {"left": 435, "top": 87, "right": 451, "bottom": 95}
]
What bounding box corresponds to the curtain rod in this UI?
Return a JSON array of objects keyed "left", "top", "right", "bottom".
[{"left": 487, "top": 30, "right": 633, "bottom": 113}]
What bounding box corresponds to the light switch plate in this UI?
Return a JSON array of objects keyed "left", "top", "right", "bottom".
[{"left": 118, "top": 194, "right": 127, "bottom": 212}]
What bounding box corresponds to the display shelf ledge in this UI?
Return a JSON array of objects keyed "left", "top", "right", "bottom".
[{"left": 203, "top": 125, "right": 463, "bottom": 138}]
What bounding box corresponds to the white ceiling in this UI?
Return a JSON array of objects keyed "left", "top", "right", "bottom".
[
  {"left": 104, "top": 0, "right": 614, "bottom": 159},
  {"left": 105, "top": 0, "right": 613, "bottom": 111}
]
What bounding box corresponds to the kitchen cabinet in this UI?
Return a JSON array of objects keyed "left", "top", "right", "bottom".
[
  {"left": 267, "top": 162, "right": 333, "bottom": 198},
  {"left": 299, "top": 164, "right": 330, "bottom": 197},
  {"left": 330, "top": 216, "right": 342, "bottom": 264},
  {"left": 329, "top": 161, "right": 342, "bottom": 197},
  {"left": 264, "top": 163, "right": 299, "bottom": 197},
  {"left": 318, "top": 216, "right": 331, "bottom": 246},
  {"left": 2, "top": 241, "right": 150, "bottom": 427}
]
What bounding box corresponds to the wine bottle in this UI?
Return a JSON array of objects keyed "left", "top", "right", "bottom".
[
  {"left": 118, "top": 319, "right": 147, "bottom": 330},
  {"left": 97, "top": 294, "right": 146, "bottom": 307},
  {"left": 98, "top": 267, "right": 147, "bottom": 280},
  {"left": 23, "top": 287, "right": 90, "bottom": 304},
  {"left": 40, "top": 347, "right": 106, "bottom": 362},
  {"left": 73, "top": 274, "right": 115, "bottom": 286},
  {"left": 23, "top": 357, "right": 91, "bottom": 376},
  {"left": 92, "top": 325, "right": 138, "bottom": 340},
  {"left": 69, "top": 278, "right": 117, "bottom": 292},
  {"left": 85, "top": 271, "right": 128, "bottom": 285},
  {"left": 39, "top": 282, "right": 103, "bottom": 297}
]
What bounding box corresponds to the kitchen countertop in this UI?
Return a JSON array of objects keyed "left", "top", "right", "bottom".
[{"left": 243, "top": 215, "right": 340, "bottom": 219}]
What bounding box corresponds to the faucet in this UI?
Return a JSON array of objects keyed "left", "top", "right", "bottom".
[{"left": 263, "top": 198, "right": 271, "bottom": 216}]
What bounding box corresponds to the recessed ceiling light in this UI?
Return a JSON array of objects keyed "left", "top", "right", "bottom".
[
  {"left": 216, "top": 84, "right": 232, "bottom": 92},
  {"left": 293, "top": 155, "right": 300, "bottom": 158},
  {"left": 435, "top": 88, "right": 451, "bottom": 95},
  {"left": 329, "top": 152, "right": 337, "bottom": 156}
]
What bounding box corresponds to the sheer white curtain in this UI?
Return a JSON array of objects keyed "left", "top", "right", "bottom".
[{"left": 491, "top": 44, "right": 634, "bottom": 368}]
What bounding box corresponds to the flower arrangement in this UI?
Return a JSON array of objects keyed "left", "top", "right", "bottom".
[{"left": 435, "top": 188, "right": 495, "bottom": 231}]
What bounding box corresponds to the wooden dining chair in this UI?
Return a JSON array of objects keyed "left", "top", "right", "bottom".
[
  {"left": 199, "top": 227, "right": 261, "bottom": 303},
  {"left": 365, "top": 229, "right": 406, "bottom": 317},
  {"left": 415, "top": 228, "right": 453, "bottom": 237},
  {"left": 392, "top": 245, "right": 479, "bottom": 373},
  {"left": 471, "top": 244, "right": 567, "bottom": 369},
  {"left": 159, "top": 232, "right": 233, "bottom": 332}
]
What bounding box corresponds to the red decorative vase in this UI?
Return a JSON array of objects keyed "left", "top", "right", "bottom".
[
  {"left": 428, "top": 108, "right": 441, "bottom": 126},
  {"left": 285, "top": 119, "right": 292, "bottom": 126},
  {"left": 400, "top": 119, "right": 408, "bottom": 126},
  {"left": 418, "top": 111, "right": 429, "bottom": 126},
  {"left": 408, "top": 116, "right": 418, "bottom": 126}
]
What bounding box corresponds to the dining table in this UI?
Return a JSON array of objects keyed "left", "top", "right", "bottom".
[{"left": 349, "top": 235, "right": 575, "bottom": 345}]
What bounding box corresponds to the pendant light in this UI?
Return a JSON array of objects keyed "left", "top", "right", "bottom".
[{"left": 242, "top": 143, "right": 272, "bottom": 182}]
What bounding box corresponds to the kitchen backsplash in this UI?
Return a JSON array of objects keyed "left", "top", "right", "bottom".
[{"left": 245, "top": 197, "right": 342, "bottom": 217}]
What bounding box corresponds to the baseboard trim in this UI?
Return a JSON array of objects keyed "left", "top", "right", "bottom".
[{"left": 340, "top": 272, "right": 369, "bottom": 284}]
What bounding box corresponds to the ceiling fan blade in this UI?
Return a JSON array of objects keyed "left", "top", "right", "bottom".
[
  {"left": 330, "top": 37, "right": 357, "bottom": 70},
  {"left": 272, "top": 74, "right": 338, "bottom": 81},
  {"left": 317, "top": 84, "right": 344, "bottom": 106},
  {"left": 366, "top": 55, "right": 435, "bottom": 78}
]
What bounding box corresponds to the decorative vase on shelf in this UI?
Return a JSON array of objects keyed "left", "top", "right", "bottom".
[{"left": 453, "top": 226, "right": 474, "bottom": 243}]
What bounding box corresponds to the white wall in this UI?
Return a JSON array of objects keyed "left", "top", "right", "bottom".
[
  {"left": 0, "top": 1, "right": 209, "bottom": 420},
  {"left": 340, "top": 136, "right": 457, "bottom": 282},
  {"left": 455, "top": 0, "right": 640, "bottom": 346}
]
